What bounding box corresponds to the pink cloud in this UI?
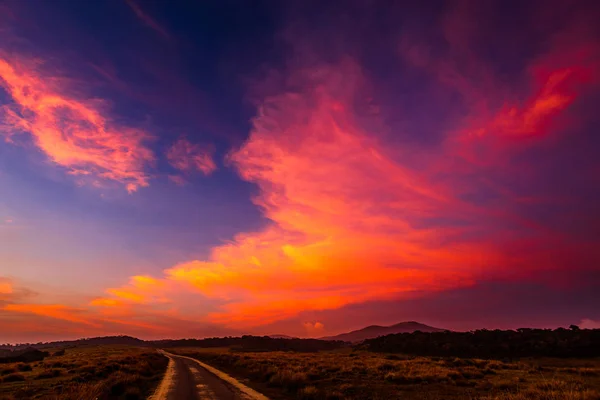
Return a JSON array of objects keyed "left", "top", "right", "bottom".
[
  {"left": 580, "top": 319, "right": 600, "bottom": 329},
  {"left": 0, "top": 56, "right": 155, "bottom": 192},
  {"left": 167, "top": 137, "right": 217, "bottom": 176},
  {"left": 125, "top": 0, "right": 171, "bottom": 39}
]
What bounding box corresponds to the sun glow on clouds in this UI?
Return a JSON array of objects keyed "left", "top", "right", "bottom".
[
  {"left": 4, "top": 304, "right": 99, "bottom": 327},
  {"left": 0, "top": 57, "right": 155, "bottom": 192},
  {"left": 2, "top": 3, "right": 600, "bottom": 338},
  {"left": 0, "top": 279, "right": 12, "bottom": 296},
  {"left": 167, "top": 137, "right": 217, "bottom": 176},
  {"left": 92, "top": 44, "right": 598, "bottom": 329}
]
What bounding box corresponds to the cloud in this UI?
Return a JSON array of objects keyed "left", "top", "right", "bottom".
[
  {"left": 0, "top": 277, "right": 231, "bottom": 342},
  {"left": 125, "top": 0, "right": 171, "bottom": 39},
  {"left": 580, "top": 319, "right": 600, "bottom": 329},
  {"left": 4, "top": 304, "right": 100, "bottom": 327},
  {"left": 92, "top": 3, "right": 600, "bottom": 331},
  {"left": 0, "top": 278, "right": 12, "bottom": 296},
  {"left": 303, "top": 321, "right": 324, "bottom": 335},
  {"left": 0, "top": 277, "right": 36, "bottom": 304},
  {"left": 168, "top": 174, "right": 187, "bottom": 186},
  {"left": 92, "top": 275, "right": 169, "bottom": 306},
  {"left": 3, "top": 2, "right": 599, "bottom": 339},
  {"left": 0, "top": 56, "right": 155, "bottom": 192},
  {"left": 167, "top": 137, "right": 217, "bottom": 176}
]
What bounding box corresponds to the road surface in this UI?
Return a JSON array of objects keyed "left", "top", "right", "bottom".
[{"left": 150, "top": 350, "right": 269, "bottom": 400}]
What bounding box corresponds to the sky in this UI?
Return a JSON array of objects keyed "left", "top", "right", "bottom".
[{"left": 1, "top": 0, "right": 600, "bottom": 343}]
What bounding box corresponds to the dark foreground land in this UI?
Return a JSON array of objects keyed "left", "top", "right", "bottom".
[
  {"left": 0, "top": 346, "right": 167, "bottom": 400},
  {"left": 1, "top": 328, "right": 600, "bottom": 399},
  {"left": 170, "top": 347, "right": 600, "bottom": 400}
]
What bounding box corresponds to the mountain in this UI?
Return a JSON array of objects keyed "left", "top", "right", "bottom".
[
  {"left": 268, "top": 334, "right": 297, "bottom": 339},
  {"left": 2, "top": 335, "right": 147, "bottom": 351},
  {"left": 320, "top": 321, "right": 446, "bottom": 342}
]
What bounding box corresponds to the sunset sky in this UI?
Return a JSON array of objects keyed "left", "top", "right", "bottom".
[{"left": 1, "top": 0, "right": 600, "bottom": 343}]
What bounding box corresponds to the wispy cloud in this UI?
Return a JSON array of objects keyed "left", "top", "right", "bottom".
[
  {"left": 303, "top": 321, "right": 324, "bottom": 335},
  {"left": 97, "top": 2, "right": 600, "bottom": 330},
  {"left": 0, "top": 56, "right": 155, "bottom": 192},
  {"left": 580, "top": 319, "right": 600, "bottom": 329},
  {"left": 0, "top": 278, "right": 13, "bottom": 297},
  {"left": 167, "top": 137, "right": 217, "bottom": 176},
  {"left": 125, "top": 0, "right": 171, "bottom": 39},
  {"left": 2, "top": 2, "right": 599, "bottom": 339},
  {"left": 4, "top": 304, "right": 100, "bottom": 327}
]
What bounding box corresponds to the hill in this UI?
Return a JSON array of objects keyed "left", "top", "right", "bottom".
[
  {"left": 1, "top": 335, "right": 147, "bottom": 351},
  {"left": 320, "top": 321, "right": 445, "bottom": 342},
  {"left": 361, "top": 327, "right": 600, "bottom": 358},
  {"left": 268, "top": 334, "right": 297, "bottom": 339}
]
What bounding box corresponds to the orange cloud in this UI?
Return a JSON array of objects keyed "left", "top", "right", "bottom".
[
  {"left": 167, "top": 137, "right": 217, "bottom": 176},
  {"left": 90, "top": 36, "right": 598, "bottom": 330},
  {"left": 161, "top": 36, "right": 598, "bottom": 327},
  {"left": 465, "top": 64, "right": 595, "bottom": 140},
  {"left": 0, "top": 56, "right": 154, "bottom": 192},
  {"left": 0, "top": 278, "right": 12, "bottom": 296},
  {"left": 303, "top": 321, "right": 325, "bottom": 335},
  {"left": 6, "top": 3, "right": 596, "bottom": 338},
  {"left": 94, "top": 275, "right": 169, "bottom": 305},
  {"left": 4, "top": 304, "right": 100, "bottom": 327}
]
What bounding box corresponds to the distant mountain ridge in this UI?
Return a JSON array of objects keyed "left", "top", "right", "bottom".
[
  {"left": 268, "top": 334, "right": 297, "bottom": 339},
  {"left": 1, "top": 323, "right": 444, "bottom": 349},
  {"left": 320, "top": 321, "right": 446, "bottom": 342},
  {"left": 0, "top": 335, "right": 146, "bottom": 351}
]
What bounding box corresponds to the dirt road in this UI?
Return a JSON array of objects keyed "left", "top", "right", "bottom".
[{"left": 149, "top": 350, "right": 269, "bottom": 400}]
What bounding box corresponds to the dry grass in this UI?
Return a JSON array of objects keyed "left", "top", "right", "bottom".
[
  {"left": 170, "top": 347, "right": 600, "bottom": 400},
  {"left": 0, "top": 345, "right": 167, "bottom": 400}
]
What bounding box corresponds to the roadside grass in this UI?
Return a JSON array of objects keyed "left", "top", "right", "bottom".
[
  {"left": 169, "top": 347, "right": 600, "bottom": 400},
  {"left": 0, "top": 345, "right": 167, "bottom": 400}
]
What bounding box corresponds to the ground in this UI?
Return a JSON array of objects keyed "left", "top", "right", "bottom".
[
  {"left": 0, "top": 346, "right": 167, "bottom": 400},
  {"left": 169, "top": 347, "right": 600, "bottom": 400},
  {"left": 2, "top": 344, "right": 599, "bottom": 399}
]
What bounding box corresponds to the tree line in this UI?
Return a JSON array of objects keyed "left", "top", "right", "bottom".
[{"left": 361, "top": 327, "right": 600, "bottom": 358}]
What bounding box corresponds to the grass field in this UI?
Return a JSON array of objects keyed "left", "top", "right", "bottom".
[
  {"left": 169, "top": 347, "right": 600, "bottom": 400},
  {"left": 0, "top": 346, "right": 167, "bottom": 400}
]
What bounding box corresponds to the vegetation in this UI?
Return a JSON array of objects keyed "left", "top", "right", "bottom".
[
  {"left": 157, "top": 335, "right": 346, "bottom": 352},
  {"left": 2, "top": 328, "right": 600, "bottom": 399},
  {"left": 362, "top": 327, "right": 600, "bottom": 359},
  {"left": 170, "top": 347, "right": 600, "bottom": 400},
  {"left": 0, "top": 345, "right": 167, "bottom": 400}
]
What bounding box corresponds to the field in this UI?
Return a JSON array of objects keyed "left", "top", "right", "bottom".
[
  {"left": 169, "top": 347, "right": 600, "bottom": 400},
  {"left": 0, "top": 346, "right": 167, "bottom": 400}
]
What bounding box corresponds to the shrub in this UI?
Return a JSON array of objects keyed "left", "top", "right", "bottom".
[
  {"left": 124, "top": 386, "right": 142, "bottom": 400},
  {"left": 16, "top": 363, "right": 33, "bottom": 372},
  {"left": 377, "top": 362, "right": 395, "bottom": 371},
  {"left": 1, "top": 367, "right": 17, "bottom": 375},
  {"left": 269, "top": 370, "right": 308, "bottom": 391},
  {"left": 34, "top": 369, "right": 62, "bottom": 379},
  {"left": 298, "top": 385, "right": 319, "bottom": 399},
  {"left": 2, "top": 373, "right": 26, "bottom": 382}
]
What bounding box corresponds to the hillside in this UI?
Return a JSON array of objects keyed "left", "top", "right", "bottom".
[
  {"left": 268, "top": 334, "right": 297, "bottom": 339},
  {"left": 321, "top": 321, "right": 445, "bottom": 342}
]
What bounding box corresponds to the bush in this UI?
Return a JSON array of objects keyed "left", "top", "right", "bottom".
[
  {"left": 16, "top": 363, "right": 33, "bottom": 372},
  {"left": 2, "top": 373, "right": 26, "bottom": 382},
  {"left": 1, "top": 367, "right": 17, "bottom": 375},
  {"left": 124, "top": 386, "right": 142, "bottom": 400},
  {"left": 298, "top": 385, "right": 319, "bottom": 399},
  {"left": 34, "top": 369, "right": 63, "bottom": 379},
  {"left": 269, "top": 370, "right": 308, "bottom": 391}
]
